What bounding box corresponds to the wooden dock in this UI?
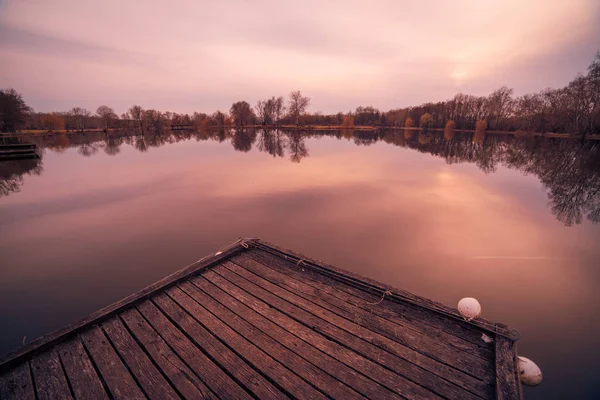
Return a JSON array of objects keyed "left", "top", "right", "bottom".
[
  {"left": 0, "top": 239, "right": 523, "bottom": 399},
  {"left": 0, "top": 143, "right": 39, "bottom": 161}
]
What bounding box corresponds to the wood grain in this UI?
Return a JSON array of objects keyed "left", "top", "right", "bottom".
[
  {"left": 221, "top": 260, "right": 490, "bottom": 398},
  {"left": 120, "top": 308, "right": 217, "bottom": 399},
  {"left": 0, "top": 361, "right": 36, "bottom": 400},
  {"left": 101, "top": 317, "right": 180, "bottom": 400},
  {"left": 137, "top": 300, "right": 253, "bottom": 400},
  {"left": 80, "top": 325, "right": 146, "bottom": 400},
  {"left": 190, "top": 273, "right": 403, "bottom": 400},
  {"left": 30, "top": 348, "right": 72, "bottom": 400},
  {"left": 57, "top": 337, "right": 108, "bottom": 400}
]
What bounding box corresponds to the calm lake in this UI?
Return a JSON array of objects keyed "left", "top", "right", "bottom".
[{"left": 1, "top": 129, "right": 599, "bottom": 399}]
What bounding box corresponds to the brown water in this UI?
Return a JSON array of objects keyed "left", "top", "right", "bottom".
[{"left": 1, "top": 129, "right": 599, "bottom": 399}]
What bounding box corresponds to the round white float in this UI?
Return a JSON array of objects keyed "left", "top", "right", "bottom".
[
  {"left": 518, "top": 356, "right": 543, "bottom": 386},
  {"left": 457, "top": 297, "right": 482, "bottom": 321}
]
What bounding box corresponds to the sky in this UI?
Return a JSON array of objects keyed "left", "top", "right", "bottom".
[{"left": 1, "top": 0, "right": 599, "bottom": 115}]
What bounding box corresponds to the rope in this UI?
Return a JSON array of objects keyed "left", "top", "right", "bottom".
[
  {"left": 365, "top": 290, "right": 392, "bottom": 305},
  {"left": 199, "top": 237, "right": 253, "bottom": 261},
  {"left": 249, "top": 241, "right": 520, "bottom": 339}
]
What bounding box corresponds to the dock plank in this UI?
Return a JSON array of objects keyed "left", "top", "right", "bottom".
[
  {"left": 189, "top": 274, "right": 404, "bottom": 400},
  {"left": 57, "top": 338, "right": 108, "bottom": 400},
  {"left": 248, "top": 243, "right": 508, "bottom": 344},
  {"left": 206, "top": 267, "right": 460, "bottom": 400},
  {"left": 137, "top": 300, "right": 253, "bottom": 400},
  {"left": 220, "top": 260, "right": 492, "bottom": 398},
  {"left": 80, "top": 325, "right": 146, "bottom": 400},
  {"left": 120, "top": 308, "right": 217, "bottom": 399},
  {"left": 101, "top": 317, "right": 180, "bottom": 400},
  {"left": 167, "top": 284, "right": 327, "bottom": 400},
  {"left": 178, "top": 279, "right": 364, "bottom": 400},
  {"left": 30, "top": 348, "right": 72, "bottom": 400},
  {"left": 0, "top": 362, "right": 36, "bottom": 400},
  {"left": 240, "top": 250, "right": 493, "bottom": 362},
  {"left": 151, "top": 293, "right": 288, "bottom": 399},
  {"left": 495, "top": 337, "right": 523, "bottom": 400},
  {"left": 246, "top": 248, "right": 494, "bottom": 352}
]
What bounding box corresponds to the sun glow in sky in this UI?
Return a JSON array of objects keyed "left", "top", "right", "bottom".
[{"left": 1, "top": 0, "right": 599, "bottom": 114}]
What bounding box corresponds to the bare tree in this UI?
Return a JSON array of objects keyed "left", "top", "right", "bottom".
[
  {"left": 274, "top": 96, "right": 285, "bottom": 126},
  {"left": 128, "top": 105, "right": 145, "bottom": 131},
  {"left": 69, "top": 107, "right": 91, "bottom": 131},
  {"left": 255, "top": 96, "right": 285, "bottom": 126},
  {"left": 288, "top": 91, "right": 310, "bottom": 125},
  {"left": 255, "top": 100, "right": 271, "bottom": 125},
  {"left": 485, "top": 87, "right": 514, "bottom": 130},
  {"left": 143, "top": 109, "right": 164, "bottom": 133},
  {"left": 96, "top": 105, "right": 117, "bottom": 131}
]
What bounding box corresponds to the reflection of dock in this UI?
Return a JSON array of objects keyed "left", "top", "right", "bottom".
[
  {"left": 0, "top": 239, "right": 524, "bottom": 399},
  {"left": 0, "top": 144, "right": 39, "bottom": 161}
]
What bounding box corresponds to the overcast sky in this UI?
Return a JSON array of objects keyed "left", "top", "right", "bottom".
[{"left": 1, "top": 0, "right": 599, "bottom": 115}]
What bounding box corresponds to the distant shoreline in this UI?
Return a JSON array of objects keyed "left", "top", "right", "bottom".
[{"left": 2, "top": 125, "right": 599, "bottom": 141}]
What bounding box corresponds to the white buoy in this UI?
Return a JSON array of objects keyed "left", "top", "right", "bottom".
[
  {"left": 457, "top": 297, "right": 482, "bottom": 321},
  {"left": 518, "top": 356, "right": 543, "bottom": 386}
]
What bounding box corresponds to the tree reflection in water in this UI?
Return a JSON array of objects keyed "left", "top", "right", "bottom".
[
  {"left": 257, "top": 129, "right": 286, "bottom": 158},
  {"left": 3, "top": 128, "right": 599, "bottom": 226},
  {"left": 232, "top": 129, "right": 257, "bottom": 152},
  {"left": 0, "top": 158, "right": 43, "bottom": 197}
]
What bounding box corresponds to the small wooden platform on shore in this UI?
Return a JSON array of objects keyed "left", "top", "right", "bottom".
[
  {"left": 0, "top": 239, "right": 523, "bottom": 399},
  {"left": 0, "top": 143, "right": 39, "bottom": 161}
]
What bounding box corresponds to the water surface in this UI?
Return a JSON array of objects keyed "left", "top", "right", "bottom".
[{"left": 1, "top": 129, "right": 599, "bottom": 399}]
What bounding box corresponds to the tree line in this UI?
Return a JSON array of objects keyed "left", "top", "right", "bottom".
[{"left": 1, "top": 51, "right": 598, "bottom": 136}]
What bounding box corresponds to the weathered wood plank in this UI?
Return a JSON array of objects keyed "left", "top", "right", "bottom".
[
  {"left": 137, "top": 300, "right": 253, "bottom": 400},
  {"left": 246, "top": 248, "right": 494, "bottom": 352},
  {"left": 0, "top": 238, "right": 252, "bottom": 369},
  {"left": 250, "top": 240, "right": 514, "bottom": 339},
  {"left": 178, "top": 279, "right": 364, "bottom": 400},
  {"left": 205, "top": 267, "right": 452, "bottom": 400},
  {"left": 120, "top": 308, "right": 217, "bottom": 399},
  {"left": 79, "top": 325, "right": 145, "bottom": 400},
  {"left": 0, "top": 361, "right": 35, "bottom": 400},
  {"left": 30, "top": 348, "right": 72, "bottom": 400},
  {"left": 167, "top": 285, "right": 327, "bottom": 400},
  {"left": 221, "top": 260, "right": 492, "bottom": 397},
  {"left": 241, "top": 250, "right": 493, "bottom": 361},
  {"left": 151, "top": 293, "right": 287, "bottom": 399},
  {"left": 56, "top": 338, "right": 109, "bottom": 400},
  {"left": 101, "top": 317, "right": 180, "bottom": 400},
  {"left": 189, "top": 274, "right": 404, "bottom": 400},
  {"left": 495, "top": 337, "right": 522, "bottom": 400}
]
